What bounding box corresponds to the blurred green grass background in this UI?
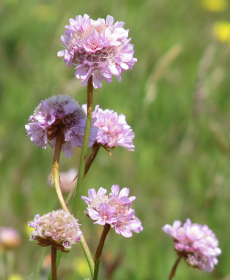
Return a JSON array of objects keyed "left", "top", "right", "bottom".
[{"left": 1, "top": 0, "right": 230, "bottom": 279}]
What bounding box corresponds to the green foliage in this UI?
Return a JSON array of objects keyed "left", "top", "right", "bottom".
[{"left": 0, "top": 0, "right": 230, "bottom": 279}]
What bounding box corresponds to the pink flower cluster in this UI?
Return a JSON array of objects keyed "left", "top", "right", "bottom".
[
  {"left": 92, "top": 105, "right": 135, "bottom": 151},
  {"left": 29, "top": 210, "right": 82, "bottom": 252},
  {"left": 82, "top": 104, "right": 135, "bottom": 151},
  {"left": 25, "top": 95, "right": 98, "bottom": 158},
  {"left": 0, "top": 227, "right": 21, "bottom": 250},
  {"left": 163, "top": 219, "right": 221, "bottom": 272},
  {"left": 81, "top": 185, "right": 143, "bottom": 237},
  {"left": 58, "top": 14, "right": 137, "bottom": 88}
]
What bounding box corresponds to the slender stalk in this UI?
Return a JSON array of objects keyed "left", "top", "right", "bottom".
[
  {"left": 33, "top": 247, "right": 46, "bottom": 280},
  {"left": 84, "top": 143, "right": 100, "bottom": 177},
  {"left": 3, "top": 250, "right": 8, "bottom": 280},
  {"left": 72, "top": 76, "right": 93, "bottom": 216},
  {"left": 51, "top": 246, "right": 57, "bottom": 280},
  {"left": 52, "top": 130, "right": 69, "bottom": 213},
  {"left": 48, "top": 251, "right": 62, "bottom": 280},
  {"left": 93, "top": 224, "right": 111, "bottom": 280},
  {"left": 66, "top": 143, "right": 100, "bottom": 205},
  {"left": 48, "top": 78, "right": 95, "bottom": 280},
  {"left": 168, "top": 255, "right": 182, "bottom": 280},
  {"left": 80, "top": 235, "right": 94, "bottom": 277}
]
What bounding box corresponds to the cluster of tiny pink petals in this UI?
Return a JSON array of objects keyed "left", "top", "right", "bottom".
[
  {"left": 0, "top": 227, "right": 21, "bottom": 249},
  {"left": 25, "top": 95, "right": 98, "bottom": 158},
  {"left": 163, "top": 219, "right": 221, "bottom": 272},
  {"left": 81, "top": 185, "right": 142, "bottom": 237},
  {"left": 29, "top": 210, "right": 82, "bottom": 252},
  {"left": 83, "top": 104, "right": 135, "bottom": 150},
  {"left": 58, "top": 14, "right": 137, "bottom": 88}
]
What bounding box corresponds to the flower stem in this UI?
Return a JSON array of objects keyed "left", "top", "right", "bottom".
[
  {"left": 84, "top": 143, "right": 100, "bottom": 177},
  {"left": 3, "top": 250, "right": 8, "bottom": 280},
  {"left": 72, "top": 76, "right": 93, "bottom": 217},
  {"left": 48, "top": 78, "right": 95, "bottom": 280},
  {"left": 93, "top": 224, "right": 111, "bottom": 280},
  {"left": 33, "top": 247, "right": 46, "bottom": 280},
  {"left": 168, "top": 255, "right": 182, "bottom": 280},
  {"left": 51, "top": 246, "right": 57, "bottom": 280},
  {"left": 65, "top": 143, "right": 100, "bottom": 205},
  {"left": 52, "top": 130, "right": 69, "bottom": 213},
  {"left": 80, "top": 235, "right": 94, "bottom": 277},
  {"left": 48, "top": 250, "right": 62, "bottom": 280}
]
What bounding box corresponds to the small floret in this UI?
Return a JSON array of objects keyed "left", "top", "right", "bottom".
[
  {"left": 81, "top": 185, "right": 143, "bottom": 237},
  {"left": 58, "top": 14, "right": 137, "bottom": 88},
  {"left": 163, "top": 219, "right": 221, "bottom": 272},
  {"left": 29, "top": 210, "right": 82, "bottom": 252},
  {"left": 25, "top": 95, "right": 98, "bottom": 158}
]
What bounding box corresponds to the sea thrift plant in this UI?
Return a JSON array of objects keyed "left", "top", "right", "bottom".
[
  {"left": 58, "top": 14, "right": 137, "bottom": 88},
  {"left": 163, "top": 219, "right": 221, "bottom": 274},
  {"left": 82, "top": 185, "right": 143, "bottom": 237},
  {"left": 22, "top": 12, "right": 221, "bottom": 280},
  {"left": 91, "top": 105, "right": 135, "bottom": 151},
  {"left": 0, "top": 227, "right": 21, "bottom": 250},
  {"left": 29, "top": 210, "right": 82, "bottom": 252},
  {"left": 25, "top": 95, "right": 98, "bottom": 158}
]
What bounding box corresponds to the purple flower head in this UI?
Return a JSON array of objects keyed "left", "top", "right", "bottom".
[
  {"left": 25, "top": 95, "right": 98, "bottom": 158},
  {"left": 162, "top": 219, "right": 221, "bottom": 272},
  {"left": 58, "top": 14, "right": 137, "bottom": 88},
  {"left": 0, "top": 227, "right": 21, "bottom": 250},
  {"left": 29, "top": 210, "right": 82, "bottom": 252},
  {"left": 82, "top": 104, "right": 135, "bottom": 151},
  {"left": 81, "top": 185, "right": 143, "bottom": 237}
]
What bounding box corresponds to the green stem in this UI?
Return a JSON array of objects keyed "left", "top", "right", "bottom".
[
  {"left": 52, "top": 130, "right": 69, "bottom": 213},
  {"left": 168, "top": 255, "right": 182, "bottom": 280},
  {"left": 33, "top": 247, "right": 46, "bottom": 280},
  {"left": 93, "top": 224, "right": 111, "bottom": 280},
  {"left": 51, "top": 246, "right": 57, "bottom": 280},
  {"left": 80, "top": 235, "right": 94, "bottom": 277},
  {"left": 72, "top": 76, "right": 93, "bottom": 216},
  {"left": 3, "top": 250, "right": 8, "bottom": 280}
]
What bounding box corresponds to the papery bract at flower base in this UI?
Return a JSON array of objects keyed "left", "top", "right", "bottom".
[
  {"left": 25, "top": 95, "right": 98, "bottom": 158},
  {"left": 82, "top": 105, "right": 135, "bottom": 151},
  {"left": 58, "top": 14, "right": 137, "bottom": 88},
  {"left": 29, "top": 210, "right": 82, "bottom": 252},
  {"left": 81, "top": 185, "right": 143, "bottom": 237},
  {"left": 162, "top": 219, "right": 221, "bottom": 272}
]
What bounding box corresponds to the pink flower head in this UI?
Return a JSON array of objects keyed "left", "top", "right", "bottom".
[
  {"left": 163, "top": 219, "right": 221, "bottom": 272},
  {"left": 25, "top": 95, "right": 98, "bottom": 158},
  {"left": 29, "top": 210, "right": 82, "bottom": 252},
  {"left": 0, "top": 227, "right": 21, "bottom": 250},
  {"left": 58, "top": 14, "right": 137, "bottom": 88},
  {"left": 82, "top": 105, "right": 135, "bottom": 151},
  {"left": 81, "top": 185, "right": 143, "bottom": 237}
]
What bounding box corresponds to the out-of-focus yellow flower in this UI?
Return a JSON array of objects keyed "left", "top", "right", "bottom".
[
  {"left": 25, "top": 223, "right": 34, "bottom": 236},
  {"left": 73, "top": 257, "right": 90, "bottom": 278},
  {"left": 9, "top": 274, "right": 23, "bottom": 280},
  {"left": 202, "top": 0, "right": 228, "bottom": 12},
  {"left": 213, "top": 21, "right": 230, "bottom": 42}
]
